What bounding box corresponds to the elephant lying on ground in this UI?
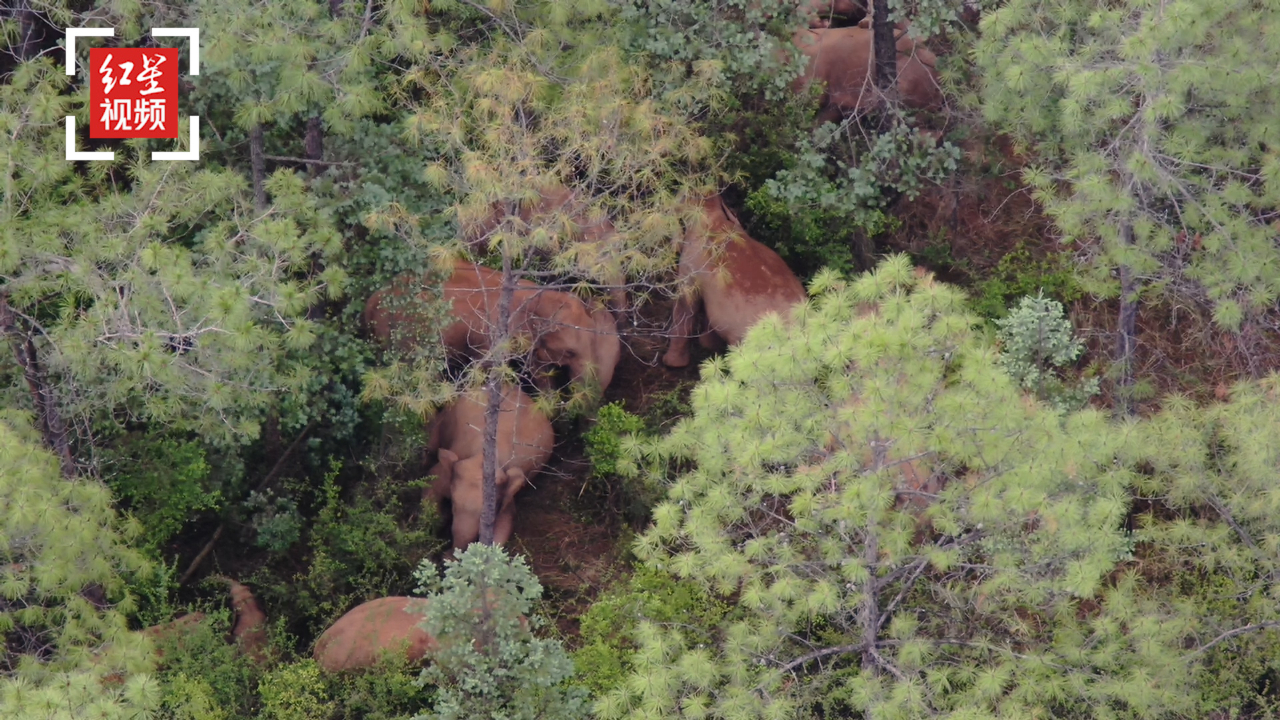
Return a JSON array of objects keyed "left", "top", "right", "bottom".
[
  {"left": 792, "top": 25, "right": 942, "bottom": 123},
  {"left": 364, "top": 260, "right": 621, "bottom": 394},
  {"left": 425, "top": 383, "right": 555, "bottom": 549},
  {"left": 458, "top": 184, "right": 629, "bottom": 315},
  {"left": 313, "top": 596, "right": 436, "bottom": 673},
  {"left": 662, "top": 195, "right": 807, "bottom": 369}
]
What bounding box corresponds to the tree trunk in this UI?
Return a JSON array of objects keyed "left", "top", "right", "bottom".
[
  {"left": 250, "top": 125, "right": 267, "bottom": 211},
  {"left": 17, "top": 2, "right": 40, "bottom": 65},
  {"left": 1115, "top": 222, "right": 1139, "bottom": 417},
  {"left": 479, "top": 250, "right": 516, "bottom": 545},
  {"left": 870, "top": 0, "right": 898, "bottom": 100},
  {"left": 0, "top": 296, "right": 75, "bottom": 477},
  {"left": 304, "top": 116, "right": 324, "bottom": 178}
]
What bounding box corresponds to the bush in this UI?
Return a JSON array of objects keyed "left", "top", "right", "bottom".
[
  {"left": 273, "top": 460, "right": 445, "bottom": 639},
  {"left": 584, "top": 403, "right": 658, "bottom": 525},
  {"left": 258, "top": 660, "right": 331, "bottom": 720},
  {"left": 573, "top": 566, "right": 739, "bottom": 696},
  {"left": 104, "top": 433, "right": 220, "bottom": 555},
  {"left": 412, "top": 544, "right": 587, "bottom": 720},
  {"left": 995, "top": 293, "right": 1099, "bottom": 412},
  {"left": 970, "top": 242, "right": 1083, "bottom": 320}
]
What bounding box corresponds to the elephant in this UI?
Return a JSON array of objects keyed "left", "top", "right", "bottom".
[
  {"left": 791, "top": 25, "right": 942, "bottom": 123},
  {"left": 458, "top": 183, "right": 629, "bottom": 315},
  {"left": 662, "top": 195, "right": 808, "bottom": 369},
  {"left": 425, "top": 383, "right": 555, "bottom": 550},
  {"left": 313, "top": 596, "right": 437, "bottom": 673},
  {"left": 364, "top": 259, "right": 622, "bottom": 394}
]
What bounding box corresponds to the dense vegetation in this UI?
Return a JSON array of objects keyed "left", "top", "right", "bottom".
[{"left": 7, "top": 0, "right": 1280, "bottom": 718}]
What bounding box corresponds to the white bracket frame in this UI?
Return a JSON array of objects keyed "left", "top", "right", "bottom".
[{"left": 63, "top": 27, "right": 201, "bottom": 161}]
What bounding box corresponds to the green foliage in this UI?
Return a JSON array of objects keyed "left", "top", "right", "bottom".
[
  {"left": 584, "top": 402, "right": 656, "bottom": 524},
  {"left": 976, "top": 0, "right": 1280, "bottom": 328},
  {"left": 258, "top": 660, "right": 330, "bottom": 720},
  {"left": 152, "top": 609, "right": 261, "bottom": 720},
  {"left": 759, "top": 120, "right": 960, "bottom": 271},
  {"left": 598, "top": 256, "right": 1188, "bottom": 718},
  {"left": 263, "top": 460, "right": 445, "bottom": 639},
  {"left": 243, "top": 489, "right": 305, "bottom": 553},
  {"left": 412, "top": 544, "right": 587, "bottom": 720},
  {"left": 995, "top": 293, "right": 1099, "bottom": 412},
  {"left": 0, "top": 412, "right": 159, "bottom": 719},
  {"left": 105, "top": 434, "right": 219, "bottom": 555},
  {"left": 969, "top": 242, "right": 1084, "bottom": 320},
  {"left": 585, "top": 403, "right": 646, "bottom": 481},
  {"left": 574, "top": 566, "right": 738, "bottom": 696}
]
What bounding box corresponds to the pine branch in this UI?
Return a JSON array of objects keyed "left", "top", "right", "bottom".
[{"left": 1190, "top": 621, "right": 1280, "bottom": 658}]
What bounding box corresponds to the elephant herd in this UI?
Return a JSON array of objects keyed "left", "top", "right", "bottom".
[
  {"left": 144, "top": 1, "right": 952, "bottom": 677},
  {"left": 360, "top": 0, "right": 947, "bottom": 566}
]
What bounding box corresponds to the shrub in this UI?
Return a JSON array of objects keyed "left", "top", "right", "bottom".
[
  {"left": 995, "top": 293, "right": 1099, "bottom": 412},
  {"left": 104, "top": 434, "right": 220, "bottom": 554},
  {"left": 281, "top": 460, "right": 444, "bottom": 638},
  {"left": 970, "top": 242, "right": 1083, "bottom": 320},
  {"left": 574, "top": 566, "right": 738, "bottom": 696},
  {"left": 412, "top": 544, "right": 587, "bottom": 720}
]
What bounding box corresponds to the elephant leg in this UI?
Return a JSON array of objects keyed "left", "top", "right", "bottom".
[
  {"left": 493, "top": 500, "right": 518, "bottom": 546},
  {"left": 698, "top": 328, "right": 727, "bottom": 352},
  {"left": 662, "top": 291, "right": 701, "bottom": 368},
  {"left": 451, "top": 509, "right": 481, "bottom": 551}
]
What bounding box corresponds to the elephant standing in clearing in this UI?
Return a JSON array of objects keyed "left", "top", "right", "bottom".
[
  {"left": 791, "top": 25, "right": 942, "bottom": 123},
  {"left": 459, "top": 184, "right": 629, "bottom": 316},
  {"left": 364, "top": 260, "right": 621, "bottom": 394},
  {"left": 313, "top": 596, "right": 436, "bottom": 673},
  {"left": 425, "top": 384, "right": 554, "bottom": 550},
  {"left": 662, "top": 195, "right": 808, "bottom": 369}
]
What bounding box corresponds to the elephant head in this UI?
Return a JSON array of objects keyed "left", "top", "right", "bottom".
[
  {"left": 428, "top": 449, "right": 530, "bottom": 549},
  {"left": 530, "top": 300, "right": 621, "bottom": 394}
]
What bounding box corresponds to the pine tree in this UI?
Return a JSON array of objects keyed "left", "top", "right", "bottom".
[
  {"left": 0, "top": 411, "right": 160, "bottom": 720},
  {"left": 596, "top": 256, "right": 1210, "bottom": 718},
  {"left": 975, "top": 0, "right": 1280, "bottom": 408}
]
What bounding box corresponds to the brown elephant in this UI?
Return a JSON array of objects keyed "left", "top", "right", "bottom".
[
  {"left": 458, "top": 184, "right": 629, "bottom": 315},
  {"left": 425, "top": 383, "right": 555, "bottom": 550},
  {"left": 313, "top": 596, "right": 437, "bottom": 673},
  {"left": 791, "top": 25, "right": 942, "bottom": 123},
  {"left": 662, "top": 195, "right": 807, "bottom": 369},
  {"left": 364, "top": 260, "right": 621, "bottom": 394}
]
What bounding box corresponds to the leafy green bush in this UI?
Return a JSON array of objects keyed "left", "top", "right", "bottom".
[
  {"left": 244, "top": 489, "right": 304, "bottom": 553},
  {"left": 584, "top": 403, "right": 659, "bottom": 524},
  {"left": 258, "top": 660, "right": 330, "bottom": 720},
  {"left": 995, "top": 293, "right": 1099, "bottom": 412},
  {"left": 970, "top": 242, "right": 1084, "bottom": 320},
  {"left": 584, "top": 403, "right": 645, "bottom": 480},
  {"left": 153, "top": 609, "right": 262, "bottom": 719},
  {"left": 275, "top": 460, "right": 445, "bottom": 639},
  {"left": 574, "top": 566, "right": 739, "bottom": 696},
  {"left": 412, "top": 544, "right": 587, "bottom": 720},
  {"left": 104, "top": 434, "right": 220, "bottom": 554}
]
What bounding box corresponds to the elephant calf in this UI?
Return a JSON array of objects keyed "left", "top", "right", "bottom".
[
  {"left": 458, "top": 183, "right": 629, "bottom": 315},
  {"left": 792, "top": 25, "right": 942, "bottom": 123},
  {"left": 313, "top": 596, "right": 436, "bottom": 673},
  {"left": 425, "top": 384, "right": 555, "bottom": 550},
  {"left": 364, "top": 260, "right": 621, "bottom": 394},
  {"left": 662, "top": 195, "right": 808, "bottom": 368}
]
